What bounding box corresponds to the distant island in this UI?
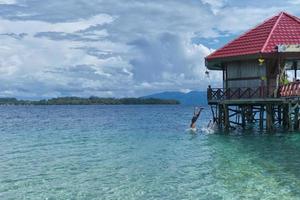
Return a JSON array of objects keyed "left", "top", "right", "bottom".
[
  {"left": 142, "top": 91, "right": 207, "bottom": 105},
  {"left": 0, "top": 97, "right": 180, "bottom": 105},
  {"left": 0, "top": 90, "right": 208, "bottom": 105}
]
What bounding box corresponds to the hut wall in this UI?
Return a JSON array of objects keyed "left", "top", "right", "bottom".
[{"left": 226, "top": 60, "right": 266, "bottom": 89}]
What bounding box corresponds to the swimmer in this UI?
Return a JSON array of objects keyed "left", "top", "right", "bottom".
[{"left": 190, "top": 107, "right": 204, "bottom": 129}]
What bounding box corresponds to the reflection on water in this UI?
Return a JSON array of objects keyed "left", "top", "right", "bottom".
[{"left": 0, "top": 105, "right": 300, "bottom": 199}]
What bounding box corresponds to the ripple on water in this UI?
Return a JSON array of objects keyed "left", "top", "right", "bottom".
[{"left": 1, "top": 105, "right": 300, "bottom": 199}]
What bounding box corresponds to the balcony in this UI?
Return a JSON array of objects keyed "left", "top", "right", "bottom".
[
  {"left": 207, "top": 81, "right": 300, "bottom": 104},
  {"left": 207, "top": 86, "right": 276, "bottom": 103}
]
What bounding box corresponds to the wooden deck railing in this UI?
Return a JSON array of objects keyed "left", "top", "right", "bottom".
[
  {"left": 279, "top": 81, "right": 300, "bottom": 97},
  {"left": 207, "top": 86, "right": 276, "bottom": 101}
]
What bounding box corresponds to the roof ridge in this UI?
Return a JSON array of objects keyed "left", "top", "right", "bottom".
[
  {"left": 260, "top": 12, "right": 284, "bottom": 53},
  {"left": 282, "top": 11, "right": 300, "bottom": 24},
  {"left": 206, "top": 13, "right": 280, "bottom": 59}
]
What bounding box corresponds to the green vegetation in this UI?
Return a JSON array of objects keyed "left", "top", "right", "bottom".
[{"left": 0, "top": 97, "right": 180, "bottom": 105}]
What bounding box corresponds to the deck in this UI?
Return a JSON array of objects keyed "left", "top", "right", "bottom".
[
  {"left": 207, "top": 86, "right": 300, "bottom": 131},
  {"left": 213, "top": 98, "right": 285, "bottom": 105}
]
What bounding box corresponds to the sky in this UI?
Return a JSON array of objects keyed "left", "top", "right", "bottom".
[{"left": 0, "top": 0, "right": 299, "bottom": 99}]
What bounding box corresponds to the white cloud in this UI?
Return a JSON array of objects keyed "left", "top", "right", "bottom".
[
  {"left": 0, "top": 0, "right": 16, "bottom": 5},
  {"left": 216, "top": 7, "right": 282, "bottom": 33},
  {"left": 0, "top": 0, "right": 296, "bottom": 98},
  {"left": 288, "top": 0, "right": 300, "bottom": 5},
  {"left": 0, "top": 14, "right": 114, "bottom": 35},
  {"left": 201, "top": 0, "right": 227, "bottom": 14},
  {"left": 0, "top": 13, "right": 131, "bottom": 98}
]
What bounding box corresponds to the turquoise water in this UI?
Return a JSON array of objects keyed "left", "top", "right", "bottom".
[{"left": 1, "top": 105, "right": 300, "bottom": 199}]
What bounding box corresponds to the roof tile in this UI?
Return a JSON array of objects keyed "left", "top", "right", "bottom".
[{"left": 206, "top": 12, "right": 300, "bottom": 60}]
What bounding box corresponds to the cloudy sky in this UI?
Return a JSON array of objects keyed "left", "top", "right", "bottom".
[{"left": 0, "top": 0, "right": 299, "bottom": 99}]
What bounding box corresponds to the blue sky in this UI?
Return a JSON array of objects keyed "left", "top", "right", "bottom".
[{"left": 0, "top": 0, "right": 299, "bottom": 99}]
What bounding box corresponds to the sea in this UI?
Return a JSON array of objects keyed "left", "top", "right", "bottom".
[{"left": 1, "top": 105, "right": 300, "bottom": 199}]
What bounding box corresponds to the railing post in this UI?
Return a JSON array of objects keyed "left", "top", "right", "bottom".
[
  {"left": 248, "top": 88, "right": 251, "bottom": 98},
  {"left": 225, "top": 88, "right": 231, "bottom": 99},
  {"left": 207, "top": 85, "right": 212, "bottom": 100}
]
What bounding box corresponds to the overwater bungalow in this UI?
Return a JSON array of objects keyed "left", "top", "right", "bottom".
[{"left": 206, "top": 12, "right": 300, "bottom": 131}]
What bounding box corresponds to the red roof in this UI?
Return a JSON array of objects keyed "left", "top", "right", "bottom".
[{"left": 206, "top": 12, "right": 300, "bottom": 60}]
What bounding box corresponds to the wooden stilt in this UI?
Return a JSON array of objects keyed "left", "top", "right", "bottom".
[
  {"left": 283, "top": 104, "right": 289, "bottom": 129},
  {"left": 278, "top": 105, "right": 282, "bottom": 125},
  {"left": 266, "top": 104, "right": 272, "bottom": 131},
  {"left": 241, "top": 106, "right": 246, "bottom": 128},
  {"left": 294, "top": 105, "right": 299, "bottom": 130},
  {"left": 289, "top": 101, "right": 293, "bottom": 132},
  {"left": 223, "top": 104, "right": 229, "bottom": 130},
  {"left": 259, "top": 105, "right": 264, "bottom": 130},
  {"left": 271, "top": 105, "right": 275, "bottom": 127},
  {"left": 210, "top": 106, "right": 215, "bottom": 121},
  {"left": 208, "top": 95, "right": 300, "bottom": 132},
  {"left": 247, "top": 105, "right": 254, "bottom": 123},
  {"left": 218, "top": 104, "right": 223, "bottom": 128}
]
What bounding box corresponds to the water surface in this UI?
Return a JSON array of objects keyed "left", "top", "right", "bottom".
[{"left": 1, "top": 105, "right": 300, "bottom": 199}]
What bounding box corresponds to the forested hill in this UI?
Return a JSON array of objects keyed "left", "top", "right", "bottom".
[{"left": 0, "top": 97, "right": 180, "bottom": 105}]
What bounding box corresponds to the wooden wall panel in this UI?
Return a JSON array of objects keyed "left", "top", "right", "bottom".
[{"left": 226, "top": 60, "right": 266, "bottom": 88}]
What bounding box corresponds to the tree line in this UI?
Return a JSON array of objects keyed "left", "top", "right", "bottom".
[{"left": 0, "top": 97, "right": 180, "bottom": 105}]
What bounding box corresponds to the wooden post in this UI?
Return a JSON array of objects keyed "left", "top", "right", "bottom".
[
  {"left": 289, "top": 101, "right": 293, "bottom": 132},
  {"left": 241, "top": 106, "right": 246, "bottom": 128},
  {"left": 278, "top": 105, "right": 282, "bottom": 126},
  {"left": 271, "top": 105, "right": 275, "bottom": 127},
  {"left": 294, "top": 105, "right": 299, "bottom": 130},
  {"left": 245, "top": 105, "right": 253, "bottom": 123},
  {"left": 224, "top": 104, "right": 229, "bottom": 130},
  {"left": 293, "top": 61, "right": 297, "bottom": 81},
  {"left": 283, "top": 104, "right": 289, "bottom": 129},
  {"left": 266, "top": 104, "right": 272, "bottom": 131},
  {"left": 259, "top": 105, "right": 264, "bottom": 130},
  {"left": 218, "top": 104, "right": 223, "bottom": 128},
  {"left": 210, "top": 105, "right": 216, "bottom": 123},
  {"left": 236, "top": 106, "right": 239, "bottom": 124}
]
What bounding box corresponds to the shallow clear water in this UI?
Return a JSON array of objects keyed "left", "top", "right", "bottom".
[{"left": 1, "top": 105, "right": 300, "bottom": 199}]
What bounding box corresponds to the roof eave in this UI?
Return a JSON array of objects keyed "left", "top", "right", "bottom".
[{"left": 206, "top": 53, "right": 267, "bottom": 70}]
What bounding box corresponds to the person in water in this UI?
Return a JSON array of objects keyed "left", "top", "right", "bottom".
[
  {"left": 190, "top": 107, "right": 204, "bottom": 128},
  {"left": 207, "top": 119, "right": 217, "bottom": 129}
]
